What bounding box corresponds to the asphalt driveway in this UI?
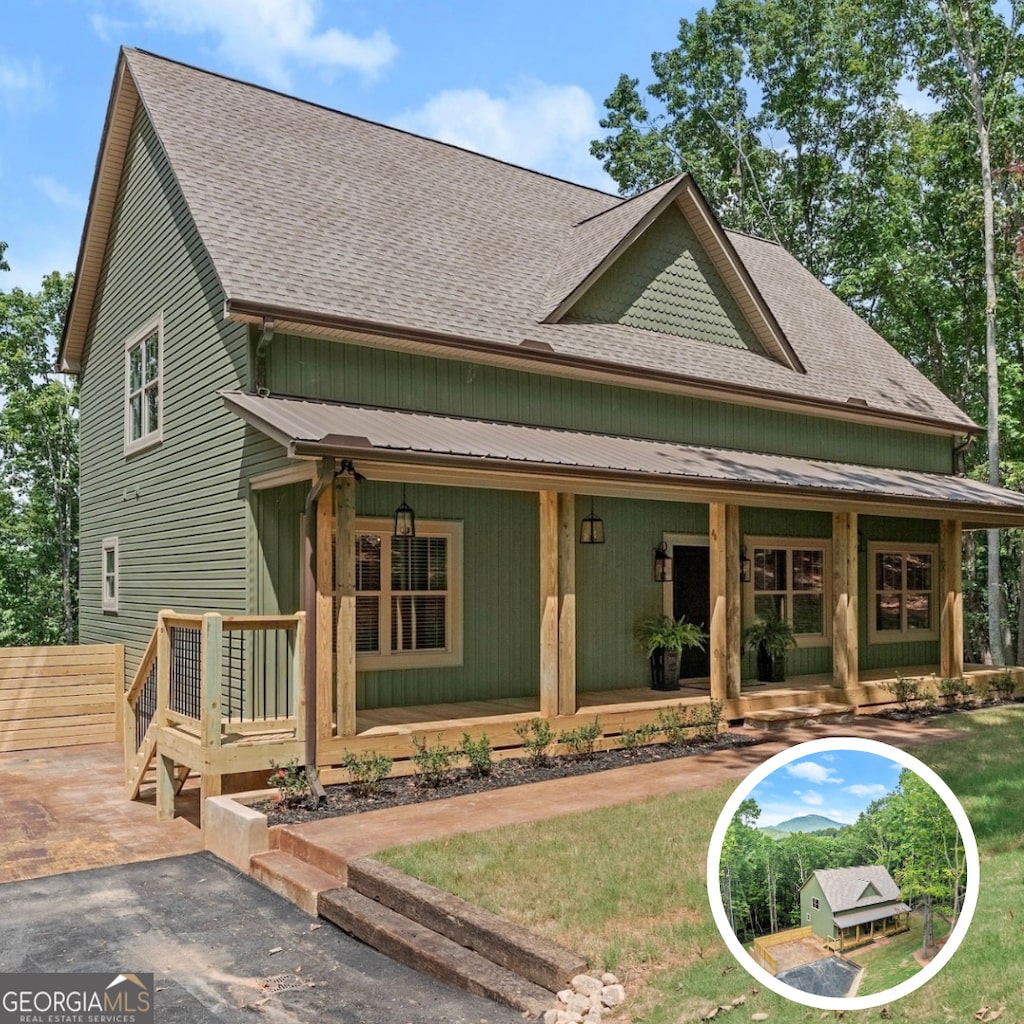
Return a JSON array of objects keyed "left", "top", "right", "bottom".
[{"left": 0, "top": 852, "right": 522, "bottom": 1024}]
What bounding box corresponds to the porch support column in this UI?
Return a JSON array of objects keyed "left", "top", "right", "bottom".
[
  {"left": 941, "top": 519, "right": 964, "bottom": 678},
  {"left": 832, "top": 511, "right": 859, "bottom": 694},
  {"left": 709, "top": 504, "right": 740, "bottom": 702},
  {"left": 557, "top": 493, "right": 577, "bottom": 716},
  {"left": 335, "top": 472, "right": 357, "bottom": 738},
  {"left": 539, "top": 491, "right": 559, "bottom": 719},
  {"left": 316, "top": 485, "right": 335, "bottom": 745}
]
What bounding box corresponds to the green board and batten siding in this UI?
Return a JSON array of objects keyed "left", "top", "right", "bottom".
[
  {"left": 262, "top": 334, "right": 953, "bottom": 474},
  {"left": 77, "top": 107, "right": 279, "bottom": 684},
  {"left": 801, "top": 875, "right": 834, "bottom": 939}
]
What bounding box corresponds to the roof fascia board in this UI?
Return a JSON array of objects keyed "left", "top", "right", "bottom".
[
  {"left": 223, "top": 299, "right": 980, "bottom": 439},
  {"left": 59, "top": 51, "right": 139, "bottom": 373},
  {"left": 541, "top": 177, "right": 685, "bottom": 323}
]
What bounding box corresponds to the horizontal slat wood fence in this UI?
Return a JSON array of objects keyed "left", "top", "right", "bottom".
[{"left": 0, "top": 644, "right": 123, "bottom": 752}]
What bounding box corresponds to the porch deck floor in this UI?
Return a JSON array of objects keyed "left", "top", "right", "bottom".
[{"left": 353, "top": 664, "right": 1001, "bottom": 735}]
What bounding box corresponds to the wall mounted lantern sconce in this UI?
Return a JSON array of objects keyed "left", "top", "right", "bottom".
[
  {"left": 740, "top": 545, "right": 751, "bottom": 583},
  {"left": 579, "top": 499, "right": 605, "bottom": 544},
  {"left": 654, "top": 541, "right": 672, "bottom": 582},
  {"left": 393, "top": 485, "right": 416, "bottom": 538}
]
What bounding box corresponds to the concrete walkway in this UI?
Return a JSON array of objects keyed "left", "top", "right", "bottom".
[
  {"left": 277, "top": 717, "right": 965, "bottom": 867},
  {"left": 0, "top": 717, "right": 963, "bottom": 884}
]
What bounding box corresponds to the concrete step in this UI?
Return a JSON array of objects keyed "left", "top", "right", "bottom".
[
  {"left": 250, "top": 849, "right": 344, "bottom": 915},
  {"left": 744, "top": 702, "right": 856, "bottom": 732},
  {"left": 347, "top": 857, "right": 586, "bottom": 993},
  {"left": 318, "top": 887, "right": 556, "bottom": 1017}
]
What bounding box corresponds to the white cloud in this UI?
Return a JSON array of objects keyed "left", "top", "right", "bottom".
[
  {"left": 33, "top": 176, "right": 86, "bottom": 212},
  {"left": 134, "top": 0, "right": 396, "bottom": 88},
  {"left": 785, "top": 760, "right": 843, "bottom": 785},
  {"left": 393, "top": 81, "right": 616, "bottom": 193},
  {"left": 800, "top": 790, "right": 824, "bottom": 806},
  {"left": 826, "top": 809, "right": 858, "bottom": 825},
  {"left": 845, "top": 783, "right": 888, "bottom": 798},
  {"left": 91, "top": 13, "right": 134, "bottom": 44},
  {"left": 0, "top": 55, "right": 47, "bottom": 113}
]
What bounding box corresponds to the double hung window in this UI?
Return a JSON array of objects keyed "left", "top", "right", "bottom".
[
  {"left": 124, "top": 313, "right": 163, "bottom": 454},
  {"left": 869, "top": 544, "right": 937, "bottom": 641},
  {"left": 746, "top": 538, "right": 829, "bottom": 643}
]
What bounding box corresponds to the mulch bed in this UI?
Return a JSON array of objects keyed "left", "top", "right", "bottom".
[{"left": 260, "top": 730, "right": 761, "bottom": 825}]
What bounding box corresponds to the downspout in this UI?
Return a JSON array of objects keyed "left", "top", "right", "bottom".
[
  {"left": 953, "top": 434, "right": 974, "bottom": 476},
  {"left": 303, "top": 456, "right": 336, "bottom": 803}
]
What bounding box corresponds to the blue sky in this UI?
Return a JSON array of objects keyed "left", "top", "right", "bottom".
[
  {"left": 749, "top": 750, "right": 903, "bottom": 828},
  {"left": 1, "top": 0, "right": 703, "bottom": 292}
]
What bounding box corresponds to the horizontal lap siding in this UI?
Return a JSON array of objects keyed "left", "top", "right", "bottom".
[
  {"left": 264, "top": 333, "right": 952, "bottom": 473},
  {"left": 0, "top": 645, "right": 120, "bottom": 751},
  {"left": 78, "top": 107, "right": 251, "bottom": 687}
]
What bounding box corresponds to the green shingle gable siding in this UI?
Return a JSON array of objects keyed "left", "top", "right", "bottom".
[
  {"left": 801, "top": 874, "right": 834, "bottom": 939},
  {"left": 263, "top": 333, "right": 953, "bottom": 474},
  {"left": 566, "top": 205, "right": 766, "bottom": 354},
  {"left": 78, "top": 106, "right": 256, "bottom": 684}
]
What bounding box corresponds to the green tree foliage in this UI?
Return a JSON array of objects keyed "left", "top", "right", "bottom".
[
  {"left": 0, "top": 256, "right": 78, "bottom": 644},
  {"left": 592, "top": 1, "right": 1024, "bottom": 662}
]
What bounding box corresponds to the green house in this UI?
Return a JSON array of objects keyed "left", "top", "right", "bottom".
[
  {"left": 800, "top": 866, "right": 910, "bottom": 952},
  {"left": 59, "top": 50, "right": 1024, "bottom": 800}
]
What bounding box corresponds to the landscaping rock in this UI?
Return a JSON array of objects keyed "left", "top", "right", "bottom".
[
  {"left": 566, "top": 993, "right": 592, "bottom": 1015},
  {"left": 600, "top": 972, "right": 619, "bottom": 986},
  {"left": 751, "top": 1014, "right": 769, "bottom": 1021},
  {"left": 544, "top": 1011, "right": 559, "bottom": 1024},
  {"left": 572, "top": 974, "right": 603, "bottom": 997},
  {"left": 731, "top": 996, "right": 747, "bottom": 1006},
  {"left": 601, "top": 984, "right": 626, "bottom": 1007},
  {"left": 558, "top": 989, "right": 573, "bottom": 1003}
]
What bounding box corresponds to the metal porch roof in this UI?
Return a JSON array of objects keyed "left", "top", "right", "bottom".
[
  {"left": 833, "top": 902, "right": 911, "bottom": 929},
  {"left": 222, "top": 392, "right": 1024, "bottom": 527}
]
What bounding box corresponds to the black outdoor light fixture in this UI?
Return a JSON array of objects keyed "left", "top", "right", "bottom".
[
  {"left": 393, "top": 485, "right": 416, "bottom": 538},
  {"left": 579, "top": 498, "right": 605, "bottom": 544},
  {"left": 654, "top": 541, "right": 672, "bottom": 582},
  {"left": 740, "top": 545, "right": 752, "bottom": 583}
]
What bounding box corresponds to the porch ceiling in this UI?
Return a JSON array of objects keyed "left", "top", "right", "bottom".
[{"left": 223, "top": 391, "right": 1024, "bottom": 527}]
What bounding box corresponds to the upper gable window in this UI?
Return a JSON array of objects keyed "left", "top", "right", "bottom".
[{"left": 124, "top": 313, "right": 163, "bottom": 455}]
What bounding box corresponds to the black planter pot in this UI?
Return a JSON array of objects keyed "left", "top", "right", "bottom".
[
  {"left": 650, "top": 647, "right": 682, "bottom": 691},
  {"left": 756, "top": 642, "right": 786, "bottom": 683}
]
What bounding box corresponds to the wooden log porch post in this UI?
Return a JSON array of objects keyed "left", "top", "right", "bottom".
[
  {"left": 539, "top": 491, "right": 559, "bottom": 719},
  {"left": 710, "top": 503, "right": 741, "bottom": 702},
  {"left": 335, "top": 472, "right": 357, "bottom": 738},
  {"left": 833, "top": 511, "right": 859, "bottom": 695},
  {"left": 940, "top": 519, "right": 964, "bottom": 678},
  {"left": 316, "top": 485, "right": 335, "bottom": 744},
  {"left": 557, "top": 493, "right": 577, "bottom": 717}
]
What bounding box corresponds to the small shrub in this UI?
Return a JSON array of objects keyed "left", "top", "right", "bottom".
[
  {"left": 883, "top": 671, "right": 920, "bottom": 711},
  {"left": 514, "top": 717, "right": 555, "bottom": 766},
  {"left": 267, "top": 758, "right": 309, "bottom": 804},
  {"left": 920, "top": 690, "right": 938, "bottom": 712},
  {"left": 460, "top": 732, "right": 494, "bottom": 778},
  {"left": 656, "top": 706, "right": 688, "bottom": 745},
  {"left": 620, "top": 722, "right": 660, "bottom": 752},
  {"left": 991, "top": 671, "right": 1017, "bottom": 701},
  {"left": 558, "top": 718, "right": 602, "bottom": 758},
  {"left": 938, "top": 676, "right": 967, "bottom": 708},
  {"left": 340, "top": 749, "right": 393, "bottom": 797},
  {"left": 694, "top": 699, "right": 724, "bottom": 739},
  {"left": 411, "top": 734, "right": 457, "bottom": 788}
]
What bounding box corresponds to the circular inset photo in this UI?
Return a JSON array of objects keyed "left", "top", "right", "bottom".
[{"left": 706, "top": 738, "right": 978, "bottom": 1010}]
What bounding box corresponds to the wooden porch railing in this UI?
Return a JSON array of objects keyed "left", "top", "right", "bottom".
[{"left": 124, "top": 610, "right": 306, "bottom": 803}]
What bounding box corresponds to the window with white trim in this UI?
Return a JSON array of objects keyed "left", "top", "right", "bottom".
[
  {"left": 811, "top": 896, "right": 820, "bottom": 910},
  {"left": 347, "top": 518, "right": 463, "bottom": 670},
  {"left": 101, "top": 537, "right": 119, "bottom": 612},
  {"left": 124, "top": 313, "right": 163, "bottom": 453},
  {"left": 869, "top": 543, "right": 937, "bottom": 642},
  {"left": 745, "top": 537, "right": 830, "bottom": 643}
]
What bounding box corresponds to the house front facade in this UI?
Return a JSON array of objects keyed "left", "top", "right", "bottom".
[
  {"left": 61, "top": 50, "right": 1024, "bottom": 791},
  {"left": 801, "top": 866, "right": 911, "bottom": 951}
]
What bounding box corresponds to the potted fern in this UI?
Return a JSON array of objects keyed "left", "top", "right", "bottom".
[
  {"left": 635, "top": 614, "right": 707, "bottom": 691},
  {"left": 742, "top": 611, "right": 797, "bottom": 683}
]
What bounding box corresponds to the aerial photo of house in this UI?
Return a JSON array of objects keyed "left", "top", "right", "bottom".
[{"left": 56, "top": 48, "right": 1024, "bottom": 815}]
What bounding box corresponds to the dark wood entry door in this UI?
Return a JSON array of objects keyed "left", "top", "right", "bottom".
[{"left": 672, "top": 545, "right": 711, "bottom": 679}]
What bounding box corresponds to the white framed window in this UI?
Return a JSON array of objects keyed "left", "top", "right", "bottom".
[
  {"left": 868, "top": 543, "right": 938, "bottom": 643},
  {"left": 350, "top": 518, "right": 463, "bottom": 670},
  {"left": 124, "top": 312, "right": 163, "bottom": 455},
  {"left": 101, "top": 537, "right": 119, "bottom": 612},
  {"left": 743, "top": 536, "right": 831, "bottom": 646},
  {"left": 811, "top": 897, "right": 820, "bottom": 910}
]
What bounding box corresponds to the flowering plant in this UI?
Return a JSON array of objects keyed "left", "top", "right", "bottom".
[{"left": 267, "top": 758, "right": 309, "bottom": 805}]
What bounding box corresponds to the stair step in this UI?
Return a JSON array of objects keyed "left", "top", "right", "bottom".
[
  {"left": 347, "top": 858, "right": 586, "bottom": 993},
  {"left": 744, "top": 702, "right": 856, "bottom": 731},
  {"left": 273, "top": 826, "right": 350, "bottom": 882},
  {"left": 250, "top": 850, "right": 344, "bottom": 916},
  {"left": 318, "top": 887, "right": 556, "bottom": 1017}
]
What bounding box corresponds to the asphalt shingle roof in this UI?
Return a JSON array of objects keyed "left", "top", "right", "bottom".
[
  {"left": 810, "top": 866, "right": 902, "bottom": 913},
  {"left": 121, "top": 49, "right": 974, "bottom": 432}
]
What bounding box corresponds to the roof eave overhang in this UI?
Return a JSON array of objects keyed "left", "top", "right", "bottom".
[
  {"left": 223, "top": 297, "right": 982, "bottom": 439},
  {"left": 59, "top": 50, "right": 140, "bottom": 374}
]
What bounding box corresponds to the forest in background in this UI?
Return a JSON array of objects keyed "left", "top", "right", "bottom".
[
  {"left": 0, "top": 1, "right": 1022, "bottom": 650},
  {"left": 721, "top": 769, "right": 968, "bottom": 953}
]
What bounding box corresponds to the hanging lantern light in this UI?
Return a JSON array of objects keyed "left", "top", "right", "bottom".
[
  {"left": 579, "top": 498, "right": 605, "bottom": 544},
  {"left": 740, "top": 545, "right": 752, "bottom": 583},
  {"left": 654, "top": 541, "right": 672, "bottom": 582},
  {"left": 393, "top": 485, "right": 416, "bottom": 538}
]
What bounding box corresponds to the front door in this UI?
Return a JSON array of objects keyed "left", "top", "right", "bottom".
[{"left": 672, "top": 545, "right": 711, "bottom": 680}]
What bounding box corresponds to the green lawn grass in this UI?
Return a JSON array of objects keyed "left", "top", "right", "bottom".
[
  {"left": 375, "top": 707, "right": 1024, "bottom": 1022},
  {"left": 854, "top": 914, "right": 951, "bottom": 996}
]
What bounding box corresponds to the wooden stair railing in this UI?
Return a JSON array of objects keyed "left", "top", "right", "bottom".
[{"left": 124, "top": 617, "right": 163, "bottom": 800}]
